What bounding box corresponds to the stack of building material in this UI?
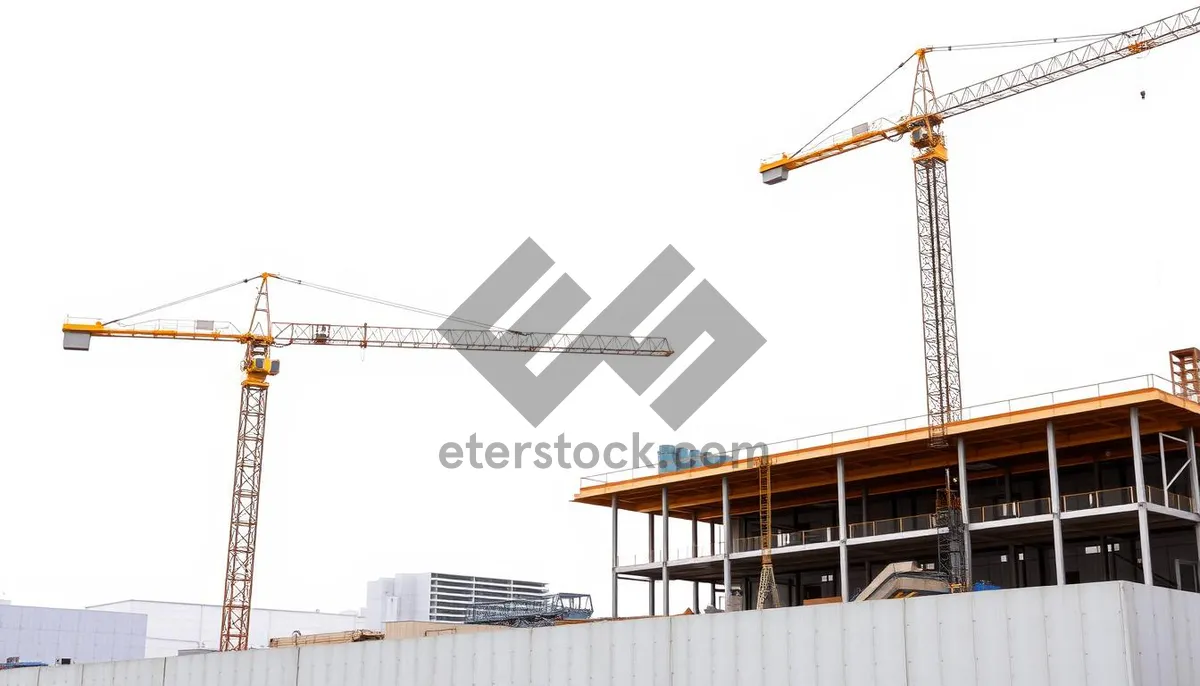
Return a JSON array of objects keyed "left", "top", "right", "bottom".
[{"left": 267, "top": 629, "right": 382, "bottom": 648}]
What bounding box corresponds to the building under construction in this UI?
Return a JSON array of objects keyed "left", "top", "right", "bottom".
[{"left": 574, "top": 351, "right": 1200, "bottom": 616}]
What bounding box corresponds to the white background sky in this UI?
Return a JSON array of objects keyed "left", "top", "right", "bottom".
[{"left": 1, "top": 1, "right": 1197, "bottom": 622}]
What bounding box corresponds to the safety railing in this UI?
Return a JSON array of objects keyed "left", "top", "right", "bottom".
[
  {"left": 1061, "top": 486, "right": 1136, "bottom": 512},
  {"left": 849, "top": 514, "right": 938, "bottom": 539},
  {"left": 1145, "top": 486, "right": 1195, "bottom": 513},
  {"left": 969, "top": 497, "right": 1052, "bottom": 523},
  {"left": 615, "top": 483, "right": 1197, "bottom": 566},
  {"left": 580, "top": 374, "right": 1180, "bottom": 489},
  {"left": 729, "top": 527, "right": 840, "bottom": 554}
]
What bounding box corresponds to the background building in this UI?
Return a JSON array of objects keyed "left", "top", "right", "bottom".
[
  {"left": 363, "top": 573, "right": 547, "bottom": 628},
  {"left": 85, "top": 600, "right": 363, "bottom": 658},
  {"left": 0, "top": 603, "right": 146, "bottom": 665}
]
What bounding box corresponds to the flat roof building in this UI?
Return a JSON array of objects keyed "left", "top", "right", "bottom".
[
  {"left": 86, "top": 600, "right": 362, "bottom": 657},
  {"left": 363, "top": 573, "right": 548, "bottom": 629},
  {"left": 0, "top": 603, "right": 146, "bottom": 665},
  {"left": 575, "top": 366, "right": 1200, "bottom": 616}
]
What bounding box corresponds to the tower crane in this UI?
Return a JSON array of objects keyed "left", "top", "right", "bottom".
[
  {"left": 760, "top": 5, "right": 1200, "bottom": 447},
  {"left": 61, "top": 273, "right": 673, "bottom": 651},
  {"left": 754, "top": 449, "right": 781, "bottom": 610}
]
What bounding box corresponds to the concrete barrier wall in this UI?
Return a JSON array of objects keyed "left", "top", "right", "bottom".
[{"left": 3, "top": 581, "right": 1198, "bottom": 686}]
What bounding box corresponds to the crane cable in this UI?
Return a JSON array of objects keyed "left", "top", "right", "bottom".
[
  {"left": 104, "top": 274, "right": 515, "bottom": 334},
  {"left": 794, "top": 31, "right": 1115, "bottom": 158},
  {"left": 103, "top": 275, "right": 261, "bottom": 326},
  {"left": 793, "top": 54, "right": 914, "bottom": 157},
  {"left": 270, "top": 274, "right": 513, "bottom": 333},
  {"left": 925, "top": 32, "right": 1116, "bottom": 52}
]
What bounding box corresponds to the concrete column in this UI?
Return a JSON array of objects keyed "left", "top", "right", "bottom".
[
  {"left": 1159, "top": 433, "right": 1170, "bottom": 504},
  {"left": 837, "top": 456, "right": 849, "bottom": 602},
  {"left": 647, "top": 513, "right": 655, "bottom": 615},
  {"left": 957, "top": 438, "right": 973, "bottom": 585},
  {"left": 1047, "top": 421, "right": 1066, "bottom": 586},
  {"left": 661, "top": 487, "right": 670, "bottom": 613},
  {"left": 722, "top": 476, "right": 732, "bottom": 605},
  {"left": 648, "top": 513, "right": 655, "bottom": 563},
  {"left": 1004, "top": 467, "right": 1017, "bottom": 588},
  {"left": 690, "top": 511, "right": 698, "bottom": 557},
  {"left": 1187, "top": 427, "right": 1200, "bottom": 573},
  {"left": 611, "top": 495, "right": 619, "bottom": 618},
  {"left": 691, "top": 512, "right": 699, "bottom": 611},
  {"left": 1131, "top": 408, "right": 1153, "bottom": 586},
  {"left": 709, "top": 523, "right": 717, "bottom": 608}
]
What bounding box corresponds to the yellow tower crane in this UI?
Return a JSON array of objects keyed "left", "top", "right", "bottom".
[
  {"left": 761, "top": 5, "right": 1200, "bottom": 447},
  {"left": 62, "top": 273, "right": 673, "bottom": 651},
  {"left": 755, "top": 449, "right": 781, "bottom": 610}
]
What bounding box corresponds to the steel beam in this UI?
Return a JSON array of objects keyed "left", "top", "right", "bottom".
[
  {"left": 837, "top": 456, "right": 849, "bottom": 601},
  {"left": 611, "top": 494, "right": 618, "bottom": 618},
  {"left": 691, "top": 512, "right": 699, "bottom": 611},
  {"left": 647, "top": 513, "right": 655, "bottom": 615},
  {"left": 957, "top": 437, "right": 972, "bottom": 585},
  {"left": 1047, "top": 421, "right": 1066, "bottom": 586},
  {"left": 722, "top": 476, "right": 732, "bottom": 607},
  {"left": 662, "top": 487, "right": 670, "bottom": 613},
  {"left": 1188, "top": 427, "right": 1200, "bottom": 572},
  {"left": 1131, "top": 408, "right": 1153, "bottom": 586}
]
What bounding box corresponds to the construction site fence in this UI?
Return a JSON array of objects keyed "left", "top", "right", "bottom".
[{"left": 4, "top": 582, "right": 1200, "bottom": 686}]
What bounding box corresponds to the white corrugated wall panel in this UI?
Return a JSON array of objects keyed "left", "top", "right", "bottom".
[
  {"left": 841, "top": 600, "right": 876, "bottom": 686},
  {"left": 431, "top": 631, "right": 455, "bottom": 686},
  {"left": 782, "top": 600, "right": 818, "bottom": 685},
  {"left": 1078, "top": 583, "right": 1131, "bottom": 686},
  {"left": 493, "top": 626, "right": 533, "bottom": 686},
  {"left": 1005, "top": 584, "right": 1049, "bottom": 684},
  {"left": 902, "top": 589, "right": 942, "bottom": 685},
  {"left": 588, "top": 620, "right": 615, "bottom": 686},
  {"left": 40, "top": 663, "right": 86, "bottom": 686},
  {"left": 759, "top": 609, "right": 790, "bottom": 686},
  {"left": 0, "top": 670, "right": 38, "bottom": 686},
  {"left": 80, "top": 661, "right": 117, "bottom": 686},
  {"left": 391, "top": 633, "right": 421, "bottom": 686},
  {"left": 298, "top": 642, "right": 366, "bottom": 686},
  {"left": 614, "top": 614, "right": 668, "bottom": 686},
  {"left": 968, "top": 589, "right": 1010, "bottom": 686},
  {"left": 165, "top": 646, "right": 296, "bottom": 686},
  {"left": 412, "top": 632, "right": 437, "bottom": 685},
  {"left": 1120, "top": 582, "right": 1200, "bottom": 686},
  {"left": 706, "top": 609, "right": 738, "bottom": 685},
  {"left": 17, "top": 582, "right": 1200, "bottom": 686},
  {"left": 867, "top": 596, "right": 908, "bottom": 686},
  {"left": 110, "top": 659, "right": 164, "bottom": 686},
  {"left": 730, "top": 608, "right": 763, "bottom": 686},
  {"left": 938, "top": 592, "right": 979, "bottom": 684},
  {"left": 811, "top": 603, "right": 845, "bottom": 685},
  {"left": 1043, "top": 584, "right": 1087, "bottom": 684},
  {"left": 528, "top": 620, "right": 553, "bottom": 685},
  {"left": 1174, "top": 585, "right": 1200, "bottom": 684},
  {"left": 1150, "top": 585, "right": 1180, "bottom": 685}
]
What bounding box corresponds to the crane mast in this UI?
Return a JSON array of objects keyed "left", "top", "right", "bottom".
[
  {"left": 760, "top": 4, "right": 1200, "bottom": 446},
  {"left": 63, "top": 273, "right": 673, "bottom": 651},
  {"left": 222, "top": 277, "right": 277, "bottom": 652},
  {"left": 909, "top": 51, "right": 960, "bottom": 448},
  {"left": 754, "top": 450, "right": 781, "bottom": 610}
]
